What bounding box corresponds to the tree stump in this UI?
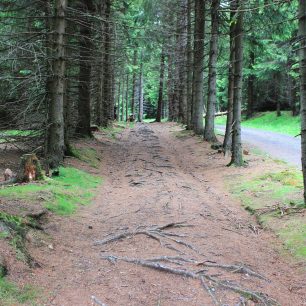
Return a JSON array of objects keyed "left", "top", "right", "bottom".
[{"left": 16, "top": 154, "right": 43, "bottom": 183}]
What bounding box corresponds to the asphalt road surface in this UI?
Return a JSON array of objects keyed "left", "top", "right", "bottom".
[{"left": 216, "top": 125, "right": 301, "bottom": 168}]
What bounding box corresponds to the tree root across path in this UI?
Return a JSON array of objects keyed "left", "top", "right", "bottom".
[
  {"left": 94, "top": 221, "right": 200, "bottom": 254},
  {"left": 101, "top": 255, "right": 279, "bottom": 306},
  {"left": 96, "top": 221, "right": 277, "bottom": 305}
]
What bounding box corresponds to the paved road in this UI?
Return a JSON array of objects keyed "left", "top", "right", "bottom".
[{"left": 216, "top": 125, "right": 301, "bottom": 168}]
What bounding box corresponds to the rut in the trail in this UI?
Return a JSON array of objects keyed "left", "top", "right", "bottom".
[{"left": 32, "top": 123, "right": 305, "bottom": 306}]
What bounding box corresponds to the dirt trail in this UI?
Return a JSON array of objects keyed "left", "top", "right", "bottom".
[{"left": 28, "top": 123, "right": 305, "bottom": 306}]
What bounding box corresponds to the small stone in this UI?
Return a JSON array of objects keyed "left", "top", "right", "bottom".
[
  {"left": 88, "top": 225, "right": 93, "bottom": 230},
  {"left": 48, "top": 244, "right": 54, "bottom": 250}
]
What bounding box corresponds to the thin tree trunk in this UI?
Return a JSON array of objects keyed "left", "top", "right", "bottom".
[
  {"left": 230, "top": 0, "right": 244, "bottom": 166},
  {"left": 186, "top": 0, "right": 193, "bottom": 129},
  {"left": 192, "top": 0, "right": 205, "bottom": 135},
  {"left": 246, "top": 47, "right": 255, "bottom": 119},
  {"left": 46, "top": 0, "right": 67, "bottom": 169},
  {"left": 126, "top": 74, "right": 129, "bottom": 121},
  {"left": 223, "top": 2, "right": 236, "bottom": 156},
  {"left": 204, "top": 0, "right": 220, "bottom": 142},
  {"left": 299, "top": 0, "right": 306, "bottom": 203},
  {"left": 138, "top": 59, "right": 144, "bottom": 122},
  {"left": 101, "top": 0, "right": 111, "bottom": 127},
  {"left": 156, "top": 49, "right": 165, "bottom": 122},
  {"left": 131, "top": 49, "right": 138, "bottom": 120},
  {"left": 121, "top": 74, "right": 125, "bottom": 121},
  {"left": 76, "top": 1, "right": 94, "bottom": 137}
]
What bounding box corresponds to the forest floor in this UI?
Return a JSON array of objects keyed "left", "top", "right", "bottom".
[{"left": 1, "top": 122, "right": 306, "bottom": 306}]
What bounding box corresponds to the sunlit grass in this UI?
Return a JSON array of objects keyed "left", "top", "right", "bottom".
[{"left": 215, "top": 111, "right": 300, "bottom": 136}]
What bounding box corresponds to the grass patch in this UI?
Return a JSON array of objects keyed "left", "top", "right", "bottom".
[
  {"left": 229, "top": 168, "right": 306, "bottom": 260},
  {"left": 100, "top": 124, "right": 125, "bottom": 139},
  {"left": 215, "top": 112, "right": 300, "bottom": 136},
  {"left": 0, "top": 277, "right": 37, "bottom": 306},
  {"left": 0, "top": 167, "right": 102, "bottom": 216},
  {"left": 71, "top": 147, "right": 100, "bottom": 168}
]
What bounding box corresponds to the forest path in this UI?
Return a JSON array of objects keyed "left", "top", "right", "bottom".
[
  {"left": 216, "top": 125, "right": 301, "bottom": 168},
  {"left": 32, "top": 123, "right": 305, "bottom": 306}
]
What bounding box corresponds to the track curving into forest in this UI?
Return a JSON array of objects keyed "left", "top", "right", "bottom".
[
  {"left": 29, "top": 123, "right": 305, "bottom": 306},
  {"left": 217, "top": 125, "right": 301, "bottom": 168}
]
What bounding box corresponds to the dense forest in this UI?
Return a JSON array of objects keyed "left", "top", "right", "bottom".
[
  {"left": 0, "top": 2, "right": 302, "bottom": 156},
  {"left": 0, "top": 1, "right": 304, "bottom": 170}
]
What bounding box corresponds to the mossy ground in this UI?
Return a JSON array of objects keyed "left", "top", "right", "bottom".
[
  {"left": 0, "top": 277, "right": 38, "bottom": 306},
  {"left": 229, "top": 169, "right": 306, "bottom": 259},
  {"left": 100, "top": 121, "right": 134, "bottom": 139},
  {"left": 0, "top": 167, "right": 102, "bottom": 216},
  {"left": 71, "top": 147, "right": 100, "bottom": 168},
  {"left": 215, "top": 111, "right": 300, "bottom": 136}
]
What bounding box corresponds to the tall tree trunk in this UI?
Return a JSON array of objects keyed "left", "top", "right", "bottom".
[
  {"left": 246, "top": 47, "right": 255, "bottom": 119},
  {"left": 101, "top": 0, "right": 111, "bottom": 127},
  {"left": 230, "top": 0, "right": 244, "bottom": 166},
  {"left": 126, "top": 74, "right": 129, "bottom": 121},
  {"left": 223, "top": 2, "right": 236, "bottom": 156},
  {"left": 204, "top": 0, "right": 220, "bottom": 142},
  {"left": 156, "top": 49, "right": 165, "bottom": 122},
  {"left": 121, "top": 74, "right": 125, "bottom": 121},
  {"left": 46, "top": 0, "right": 67, "bottom": 169},
  {"left": 167, "top": 51, "right": 174, "bottom": 121},
  {"left": 299, "top": 0, "right": 306, "bottom": 203},
  {"left": 76, "top": 1, "right": 94, "bottom": 137},
  {"left": 186, "top": 0, "right": 193, "bottom": 129},
  {"left": 192, "top": 0, "right": 205, "bottom": 135},
  {"left": 138, "top": 59, "right": 144, "bottom": 122},
  {"left": 131, "top": 49, "right": 138, "bottom": 120}
]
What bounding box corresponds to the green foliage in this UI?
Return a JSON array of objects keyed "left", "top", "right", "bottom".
[
  {"left": 0, "top": 167, "right": 102, "bottom": 216},
  {"left": 0, "top": 277, "right": 37, "bottom": 306}
]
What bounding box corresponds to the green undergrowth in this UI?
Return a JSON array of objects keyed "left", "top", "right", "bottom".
[
  {"left": 229, "top": 169, "right": 306, "bottom": 259},
  {"left": 0, "top": 277, "right": 37, "bottom": 306},
  {"left": 100, "top": 121, "right": 135, "bottom": 139},
  {"left": 0, "top": 130, "right": 41, "bottom": 143},
  {"left": 0, "top": 167, "right": 102, "bottom": 216},
  {"left": 215, "top": 111, "right": 300, "bottom": 136},
  {"left": 71, "top": 147, "right": 100, "bottom": 168}
]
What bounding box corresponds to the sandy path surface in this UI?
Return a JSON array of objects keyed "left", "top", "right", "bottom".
[{"left": 28, "top": 123, "right": 305, "bottom": 306}]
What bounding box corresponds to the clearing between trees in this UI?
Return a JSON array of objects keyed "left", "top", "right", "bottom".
[{"left": 1, "top": 123, "right": 305, "bottom": 306}]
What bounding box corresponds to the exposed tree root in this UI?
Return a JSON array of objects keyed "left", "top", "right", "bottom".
[
  {"left": 255, "top": 205, "right": 305, "bottom": 217},
  {"left": 94, "top": 221, "right": 198, "bottom": 252},
  {"left": 101, "top": 255, "right": 277, "bottom": 306},
  {"left": 200, "top": 262, "right": 268, "bottom": 281}
]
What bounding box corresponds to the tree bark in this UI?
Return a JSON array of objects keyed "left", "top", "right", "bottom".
[
  {"left": 138, "top": 58, "right": 144, "bottom": 122},
  {"left": 46, "top": 0, "right": 67, "bottom": 169},
  {"left": 186, "top": 0, "right": 193, "bottom": 129},
  {"left": 192, "top": 0, "right": 205, "bottom": 135},
  {"left": 126, "top": 74, "right": 129, "bottom": 121},
  {"left": 76, "top": 0, "right": 94, "bottom": 137},
  {"left": 223, "top": 2, "right": 236, "bottom": 156},
  {"left": 101, "top": 0, "right": 111, "bottom": 127},
  {"left": 131, "top": 49, "right": 138, "bottom": 120},
  {"left": 156, "top": 49, "right": 165, "bottom": 122},
  {"left": 230, "top": 0, "right": 244, "bottom": 166},
  {"left": 299, "top": 0, "right": 306, "bottom": 203},
  {"left": 246, "top": 47, "right": 255, "bottom": 119},
  {"left": 204, "top": 0, "right": 220, "bottom": 142}
]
